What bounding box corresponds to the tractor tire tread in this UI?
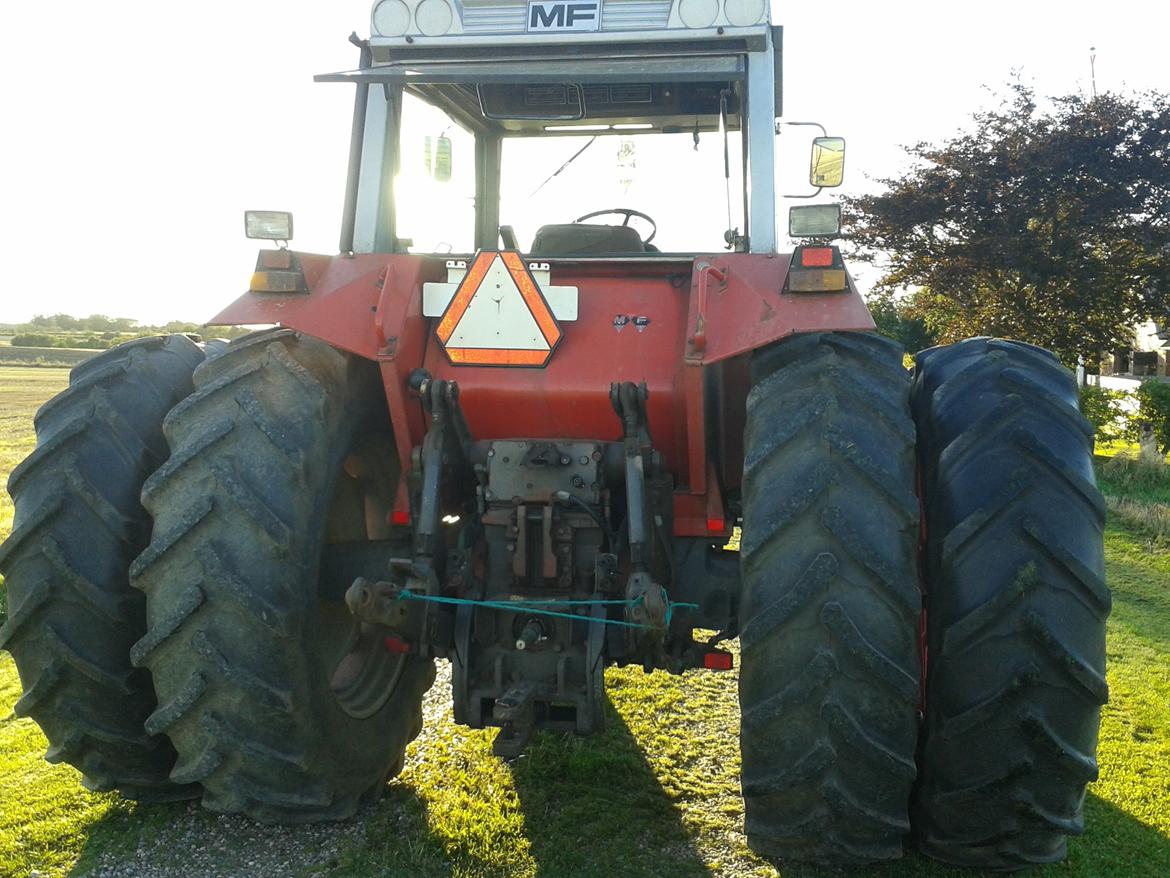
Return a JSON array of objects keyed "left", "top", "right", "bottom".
[
  {"left": 0, "top": 335, "right": 204, "bottom": 799},
  {"left": 911, "top": 337, "right": 1109, "bottom": 870},
  {"left": 132, "top": 332, "right": 434, "bottom": 822},
  {"left": 739, "top": 331, "right": 921, "bottom": 866}
]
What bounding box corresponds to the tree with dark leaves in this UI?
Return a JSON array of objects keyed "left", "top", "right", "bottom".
[
  {"left": 847, "top": 84, "right": 1170, "bottom": 365},
  {"left": 867, "top": 289, "right": 936, "bottom": 355}
]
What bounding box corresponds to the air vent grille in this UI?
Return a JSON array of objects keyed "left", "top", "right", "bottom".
[
  {"left": 525, "top": 85, "right": 571, "bottom": 106},
  {"left": 610, "top": 84, "right": 653, "bottom": 103}
]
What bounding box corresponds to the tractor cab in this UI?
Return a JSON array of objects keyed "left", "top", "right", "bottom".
[{"left": 318, "top": 0, "right": 782, "bottom": 256}]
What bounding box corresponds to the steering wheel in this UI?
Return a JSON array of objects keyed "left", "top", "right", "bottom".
[{"left": 573, "top": 208, "right": 657, "bottom": 246}]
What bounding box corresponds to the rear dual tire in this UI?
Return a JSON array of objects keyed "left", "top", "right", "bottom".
[
  {"left": 911, "top": 338, "right": 1109, "bottom": 869},
  {"left": 738, "top": 332, "right": 922, "bottom": 865},
  {"left": 130, "top": 330, "right": 435, "bottom": 821},
  {"left": 736, "top": 333, "right": 1108, "bottom": 869},
  {"left": 0, "top": 335, "right": 205, "bottom": 800}
]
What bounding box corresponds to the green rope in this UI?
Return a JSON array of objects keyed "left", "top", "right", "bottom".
[{"left": 396, "top": 590, "right": 699, "bottom": 630}]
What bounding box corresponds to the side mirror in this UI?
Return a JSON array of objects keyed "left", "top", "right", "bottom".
[
  {"left": 425, "top": 135, "right": 452, "bottom": 183},
  {"left": 789, "top": 204, "right": 842, "bottom": 238},
  {"left": 244, "top": 210, "right": 293, "bottom": 241},
  {"left": 809, "top": 136, "right": 846, "bottom": 188}
]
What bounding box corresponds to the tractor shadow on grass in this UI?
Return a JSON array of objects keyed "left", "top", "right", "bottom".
[
  {"left": 767, "top": 792, "right": 1170, "bottom": 878},
  {"left": 66, "top": 786, "right": 445, "bottom": 878},
  {"left": 506, "top": 697, "right": 712, "bottom": 878},
  {"left": 61, "top": 730, "right": 1170, "bottom": 878},
  {"left": 64, "top": 671, "right": 708, "bottom": 877},
  {"left": 1063, "top": 791, "right": 1170, "bottom": 877}
]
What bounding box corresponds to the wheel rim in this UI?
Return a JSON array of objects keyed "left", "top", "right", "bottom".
[{"left": 317, "top": 437, "right": 407, "bottom": 720}]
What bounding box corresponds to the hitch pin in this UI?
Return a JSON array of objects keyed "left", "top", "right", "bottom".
[{"left": 515, "top": 620, "right": 544, "bottom": 651}]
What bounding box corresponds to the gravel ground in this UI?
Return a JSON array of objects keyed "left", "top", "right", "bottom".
[{"left": 73, "top": 662, "right": 456, "bottom": 878}]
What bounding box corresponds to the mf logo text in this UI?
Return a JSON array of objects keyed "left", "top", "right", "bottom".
[{"left": 526, "top": 0, "right": 602, "bottom": 32}]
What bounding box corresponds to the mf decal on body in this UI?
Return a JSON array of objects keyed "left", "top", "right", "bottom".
[
  {"left": 435, "top": 251, "right": 563, "bottom": 367},
  {"left": 526, "top": 0, "right": 602, "bottom": 33}
]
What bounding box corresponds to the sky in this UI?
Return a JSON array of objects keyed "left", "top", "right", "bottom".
[{"left": 0, "top": 1, "right": 1166, "bottom": 325}]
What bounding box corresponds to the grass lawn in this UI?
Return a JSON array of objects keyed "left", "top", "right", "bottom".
[{"left": 1, "top": 364, "right": 1168, "bottom": 877}]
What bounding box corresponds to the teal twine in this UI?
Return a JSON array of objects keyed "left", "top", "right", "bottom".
[{"left": 396, "top": 590, "right": 699, "bottom": 630}]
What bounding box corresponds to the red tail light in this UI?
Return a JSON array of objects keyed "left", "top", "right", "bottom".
[
  {"left": 703, "top": 651, "right": 734, "bottom": 671},
  {"left": 383, "top": 636, "right": 411, "bottom": 654},
  {"left": 801, "top": 247, "right": 834, "bottom": 268}
]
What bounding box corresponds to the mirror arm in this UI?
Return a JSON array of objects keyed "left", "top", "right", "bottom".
[
  {"left": 784, "top": 186, "right": 824, "bottom": 200},
  {"left": 777, "top": 120, "right": 828, "bottom": 137}
]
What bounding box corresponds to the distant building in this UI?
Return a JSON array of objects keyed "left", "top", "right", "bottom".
[{"left": 1097, "top": 319, "right": 1170, "bottom": 388}]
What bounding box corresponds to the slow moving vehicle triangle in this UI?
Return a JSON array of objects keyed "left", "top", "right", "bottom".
[{"left": 436, "top": 251, "right": 562, "bottom": 366}]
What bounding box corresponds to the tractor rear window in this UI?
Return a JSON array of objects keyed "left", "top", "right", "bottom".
[
  {"left": 500, "top": 128, "right": 744, "bottom": 253},
  {"left": 389, "top": 73, "right": 748, "bottom": 254}
]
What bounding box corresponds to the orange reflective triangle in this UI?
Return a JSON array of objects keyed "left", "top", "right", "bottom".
[{"left": 436, "top": 251, "right": 562, "bottom": 367}]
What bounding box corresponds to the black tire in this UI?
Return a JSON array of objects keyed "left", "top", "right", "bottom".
[
  {"left": 0, "top": 335, "right": 205, "bottom": 799},
  {"left": 911, "top": 338, "right": 1110, "bottom": 869},
  {"left": 738, "top": 332, "right": 922, "bottom": 865},
  {"left": 130, "top": 329, "right": 435, "bottom": 822}
]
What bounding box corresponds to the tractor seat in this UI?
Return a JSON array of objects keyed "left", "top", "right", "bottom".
[{"left": 529, "top": 223, "right": 645, "bottom": 257}]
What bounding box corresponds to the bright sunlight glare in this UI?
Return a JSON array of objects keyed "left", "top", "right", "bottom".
[{"left": 0, "top": 1, "right": 1165, "bottom": 323}]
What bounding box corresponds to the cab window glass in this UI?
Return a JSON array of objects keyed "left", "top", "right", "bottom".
[
  {"left": 500, "top": 130, "right": 744, "bottom": 253},
  {"left": 395, "top": 92, "right": 475, "bottom": 253}
]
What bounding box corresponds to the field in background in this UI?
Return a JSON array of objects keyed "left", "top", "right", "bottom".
[
  {"left": 1, "top": 364, "right": 1168, "bottom": 877},
  {"left": 0, "top": 347, "right": 94, "bottom": 367},
  {"left": 0, "top": 368, "right": 70, "bottom": 553}
]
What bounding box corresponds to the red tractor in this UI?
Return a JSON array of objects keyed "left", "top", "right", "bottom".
[{"left": 1, "top": 3, "right": 1107, "bottom": 869}]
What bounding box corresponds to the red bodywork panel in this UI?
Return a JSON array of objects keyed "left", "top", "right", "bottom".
[{"left": 211, "top": 252, "right": 875, "bottom": 536}]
